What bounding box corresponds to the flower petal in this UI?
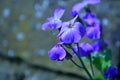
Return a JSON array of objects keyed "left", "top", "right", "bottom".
[
  {"left": 41, "top": 22, "right": 50, "bottom": 31},
  {"left": 104, "top": 66, "right": 119, "bottom": 80},
  {"left": 82, "top": 12, "right": 96, "bottom": 26},
  {"left": 71, "top": 3, "right": 85, "bottom": 17},
  {"left": 69, "top": 15, "right": 78, "bottom": 24},
  {"left": 54, "top": 8, "right": 65, "bottom": 19},
  {"left": 48, "top": 44, "right": 66, "bottom": 61},
  {"left": 92, "top": 40, "right": 108, "bottom": 52},
  {"left": 59, "top": 27, "right": 83, "bottom": 44},
  {"left": 47, "top": 17, "right": 54, "bottom": 22},
  {"left": 80, "top": 42, "right": 93, "bottom": 56},
  {"left": 83, "top": 0, "right": 101, "bottom": 5},
  {"left": 47, "top": 17, "right": 62, "bottom": 29},
  {"left": 58, "top": 22, "right": 69, "bottom": 37},
  {"left": 58, "top": 21, "right": 85, "bottom": 44},
  {"left": 73, "top": 42, "right": 93, "bottom": 57},
  {"left": 86, "top": 26, "right": 101, "bottom": 39},
  {"left": 50, "top": 20, "right": 62, "bottom": 29},
  {"left": 59, "top": 29, "right": 74, "bottom": 44},
  {"left": 73, "top": 22, "right": 86, "bottom": 37}
]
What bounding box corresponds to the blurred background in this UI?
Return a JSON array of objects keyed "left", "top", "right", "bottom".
[{"left": 0, "top": 0, "right": 120, "bottom": 80}]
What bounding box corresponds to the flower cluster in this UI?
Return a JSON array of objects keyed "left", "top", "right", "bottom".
[
  {"left": 42, "top": 0, "right": 120, "bottom": 80},
  {"left": 42, "top": 0, "right": 103, "bottom": 61}
]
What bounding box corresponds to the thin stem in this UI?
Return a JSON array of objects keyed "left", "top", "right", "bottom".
[
  {"left": 62, "top": 44, "right": 83, "bottom": 69},
  {"left": 76, "top": 43, "right": 93, "bottom": 80},
  {"left": 89, "top": 55, "right": 95, "bottom": 77},
  {"left": 68, "top": 45, "right": 81, "bottom": 64},
  {"left": 69, "top": 44, "right": 93, "bottom": 80},
  {"left": 64, "top": 44, "right": 93, "bottom": 80},
  {"left": 70, "top": 58, "right": 83, "bottom": 69}
]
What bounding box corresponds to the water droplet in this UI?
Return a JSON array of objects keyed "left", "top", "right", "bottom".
[
  {"left": 2, "top": 8, "right": 10, "bottom": 18},
  {"left": 42, "top": 0, "right": 49, "bottom": 10},
  {"left": 8, "top": 49, "right": 14, "bottom": 57},
  {"left": 102, "top": 18, "right": 109, "bottom": 26},
  {"left": 16, "top": 32, "right": 25, "bottom": 41},
  {"left": 37, "top": 49, "right": 46, "bottom": 56},
  {"left": 58, "top": 0, "right": 66, "bottom": 7},
  {"left": 34, "top": 3, "right": 41, "bottom": 11},
  {"left": 35, "top": 11, "right": 42, "bottom": 19}
]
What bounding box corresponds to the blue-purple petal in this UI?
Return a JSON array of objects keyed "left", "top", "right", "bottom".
[
  {"left": 92, "top": 40, "right": 108, "bottom": 52},
  {"left": 47, "top": 17, "right": 54, "bottom": 22},
  {"left": 104, "top": 66, "right": 119, "bottom": 80},
  {"left": 74, "top": 22, "right": 86, "bottom": 37},
  {"left": 83, "top": 0, "right": 101, "bottom": 5},
  {"left": 82, "top": 12, "right": 96, "bottom": 26},
  {"left": 48, "top": 44, "right": 66, "bottom": 61},
  {"left": 71, "top": 3, "right": 84, "bottom": 17},
  {"left": 50, "top": 20, "right": 62, "bottom": 29},
  {"left": 42, "top": 8, "right": 64, "bottom": 31},
  {"left": 58, "top": 22, "right": 85, "bottom": 44},
  {"left": 80, "top": 42, "right": 93, "bottom": 56},
  {"left": 41, "top": 22, "right": 50, "bottom": 31},
  {"left": 59, "top": 29, "right": 75, "bottom": 44},
  {"left": 70, "top": 0, "right": 101, "bottom": 17},
  {"left": 69, "top": 15, "right": 78, "bottom": 24},
  {"left": 73, "top": 42, "right": 93, "bottom": 57},
  {"left": 54, "top": 8, "right": 65, "bottom": 19},
  {"left": 86, "top": 25, "right": 101, "bottom": 39}
]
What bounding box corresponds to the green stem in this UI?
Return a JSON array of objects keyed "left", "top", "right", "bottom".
[
  {"left": 89, "top": 55, "right": 95, "bottom": 77},
  {"left": 69, "top": 44, "right": 93, "bottom": 80},
  {"left": 62, "top": 44, "right": 83, "bottom": 69},
  {"left": 70, "top": 58, "right": 83, "bottom": 69},
  {"left": 76, "top": 43, "right": 93, "bottom": 80}
]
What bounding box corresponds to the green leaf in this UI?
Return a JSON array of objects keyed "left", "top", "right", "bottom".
[
  {"left": 103, "top": 48, "right": 112, "bottom": 61},
  {"left": 94, "top": 74, "right": 105, "bottom": 80},
  {"left": 102, "top": 60, "right": 111, "bottom": 72},
  {"left": 92, "top": 53, "right": 111, "bottom": 71},
  {"left": 92, "top": 56, "right": 104, "bottom": 70}
]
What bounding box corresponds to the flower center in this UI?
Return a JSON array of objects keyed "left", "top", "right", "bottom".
[
  {"left": 69, "top": 23, "right": 73, "bottom": 28},
  {"left": 54, "top": 19, "right": 58, "bottom": 22}
]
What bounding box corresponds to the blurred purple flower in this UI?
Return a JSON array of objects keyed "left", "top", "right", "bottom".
[
  {"left": 82, "top": 12, "right": 97, "bottom": 26},
  {"left": 73, "top": 42, "right": 93, "bottom": 57},
  {"left": 42, "top": 8, "right": 65, "bottom": 30},
  {"left": 71, "top": 3, "right": 85, "bottom": 17},
  {"left": 104, "top": 66, "right": 119, "bottom": 80},
  {"left": 48, "top": 44, "right": 66, "bottom": 61},
  {"left": 86, "top": 23, "right": 101, "bottom": 39},
  {"left": 71, "top": 0, "right": 101, "bottom": 17},
  {"left": 92, "top": 40, "right": 108, "bottom": 52},
  {"left": 58, "top": 16, "right": 85, "bottom": 44},
  {"left": 83, "top": 0, "right": 101, "bottom": 5}
]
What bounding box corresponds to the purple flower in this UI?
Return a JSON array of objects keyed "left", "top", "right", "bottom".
[
  {"left": 58, "top": 16, "right": 85, "bottom": 44},
  {"left": 82, "top": 12, "right": 97, "bottom": 26},
  {"left": 104, "top": 66, "right": 119, "bottom": 80},
  {"left": 42, "top": 8, "right": 65, "bottom": 30},
  {"left": 71, "top": 3, "right": 85, "bottom": 17},
  {"left": 73, "top": 42, "right": 93, "bottom": 57},
  {"left": 92, "top": 40, "right": 108, "bottom": 52},
  {"left": 71, "top": 0, "right": 101, "bottom": 17},
  {"left": 48, "top": 44, "right": 66, "bottom": 61},
  {"left": 86, "top": 23, "right": 101, "bottom": 39},
  {"left": 83, "top": 0, "right": 101, "bottom": 5}
]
